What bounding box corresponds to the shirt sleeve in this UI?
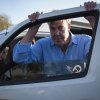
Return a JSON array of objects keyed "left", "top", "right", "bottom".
[
  {"left": 13, "top": 40, "right": 44, "bottom": 64},
  {"left": 13, "top": 42, "right": 33, "bottom": 64}
]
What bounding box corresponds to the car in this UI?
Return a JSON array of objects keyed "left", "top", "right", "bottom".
[{"left": 0, "top": 4, "right": 100, "bottom": 100}]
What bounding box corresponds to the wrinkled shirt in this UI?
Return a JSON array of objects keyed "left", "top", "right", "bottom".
[{"left": 13, "top": 34, "right": 91, "bottom": 76}]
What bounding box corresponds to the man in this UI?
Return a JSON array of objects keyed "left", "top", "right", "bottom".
[{"left": 13, "top": 1, "right": 97, "bottom": 76}]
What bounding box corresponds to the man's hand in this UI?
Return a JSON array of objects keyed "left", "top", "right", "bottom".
[
  {"left": 20, "top": 12, "right": 42, "bottom": 43},
  {"left": 28, "top": 12, "right": 42, "bottom": 36},
  {"left": 84, "top": 1, "right": 97, "bottom": 29}
]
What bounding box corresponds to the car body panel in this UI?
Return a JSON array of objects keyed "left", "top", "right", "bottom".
[{"left": 0, "top": 4, "right": 100, "bottom": 100}]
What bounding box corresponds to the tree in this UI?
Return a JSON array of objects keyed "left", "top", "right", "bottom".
[{"left": 0, "top": 14, "right": 12, "bottom": 31}]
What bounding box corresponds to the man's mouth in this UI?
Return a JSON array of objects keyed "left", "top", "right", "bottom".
[{"left": 54, "top": 37, "right": 65, "bottom": 44}]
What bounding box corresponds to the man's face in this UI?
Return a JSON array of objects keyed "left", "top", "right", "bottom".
[{"left": 49, "top": 20, "right": 70, "bottom": 46}]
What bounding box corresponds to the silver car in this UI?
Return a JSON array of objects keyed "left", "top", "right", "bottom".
[{"left": 0, "top": 4, "right": 100, "bottom": 100}]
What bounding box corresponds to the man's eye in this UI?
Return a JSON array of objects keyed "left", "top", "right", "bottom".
[
  {"left": 58, "top": 26, "right": 65, "bottom": 30},
  {"left": 50, "top": 26, "right": 65, "bottom": 31}
]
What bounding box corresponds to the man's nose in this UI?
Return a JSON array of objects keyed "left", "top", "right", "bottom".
[
  {"left": 54, "top": 29, "right": 60, "bottom": 35},
  {"left": 55, "top": 32, "right": 60, "bottom": 35}
]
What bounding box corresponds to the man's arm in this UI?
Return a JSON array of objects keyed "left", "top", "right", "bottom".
[
  {"left": 20, "top": 12, "right": 42, "bottom": 43},
  {"left": 13, "top": 12, "right": 43, "bottom": 64}
]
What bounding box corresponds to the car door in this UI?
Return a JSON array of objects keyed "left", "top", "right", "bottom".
[{"left": 0, "top": 4, "right": 100, "bottom": 100}]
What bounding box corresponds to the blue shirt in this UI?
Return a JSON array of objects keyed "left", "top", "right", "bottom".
[{"left": 13, "top": 34, "right": 91, "bottom": 76}]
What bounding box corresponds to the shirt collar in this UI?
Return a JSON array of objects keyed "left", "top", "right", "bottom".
[
  {"left": 69, "top": 32, "right": 78, "bottom": 45},
  {"left": 50, "top": 32, "right": 78, "bottom": 47}
]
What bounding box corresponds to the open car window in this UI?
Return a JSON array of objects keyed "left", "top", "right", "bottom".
[{"left": 0, "top": 9, "right": 99, "bottom": 85}]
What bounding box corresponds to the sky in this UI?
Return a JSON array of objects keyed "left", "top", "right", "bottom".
[{"left": 0, "top": 0, "right": 100, "bottom": 24}]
